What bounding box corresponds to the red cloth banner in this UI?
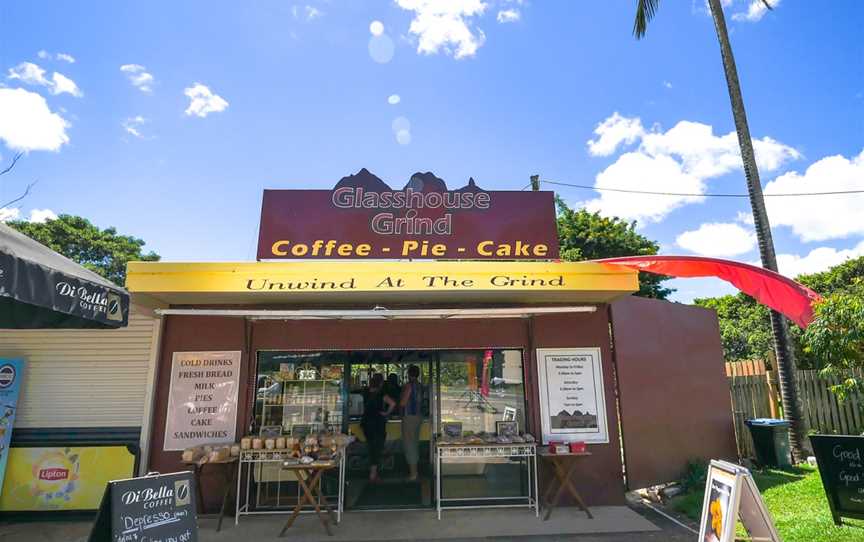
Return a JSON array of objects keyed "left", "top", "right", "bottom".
[{"left": 596, "top": 255, "right": 822, "bottom": 328}]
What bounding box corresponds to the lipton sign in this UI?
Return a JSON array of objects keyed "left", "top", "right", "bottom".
[{"left": 257, "top": 169, "right": 560, "bottom": 260}]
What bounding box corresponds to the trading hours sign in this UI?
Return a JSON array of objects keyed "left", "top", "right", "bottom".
[{"left": 536, "top": 348, "right": 609, "bottom": 444}]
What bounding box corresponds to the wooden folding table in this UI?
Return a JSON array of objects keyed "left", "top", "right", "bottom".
[
  {"left": 183, "top": 456, "right": 238, "bottom": 532},
  {"left": 278, "top": 461, "right": 339, "bottom": 537},
  {"left": 538, "top": 450, "right": 593, "bottom": 521}
]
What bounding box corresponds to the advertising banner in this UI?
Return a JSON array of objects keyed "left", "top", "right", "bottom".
[
  {"left": 163, "top": 351, "right": 241, "bottom": 451},
  {"left": 0, "top": 358, "right": 24, "bottom": 495},
  {"left": 0, "top": 445, "right": 136, "bottom": 511},
  {"left": 536, "top": 348, "right": 608, "bottom": 444},
  {"left": 256, "top": 170, "right": 559, "bottom": 260}
]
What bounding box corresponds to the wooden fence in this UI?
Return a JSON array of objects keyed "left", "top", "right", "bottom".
[{"left": 728, "top": 362, "right": 864, "bottom": 458}]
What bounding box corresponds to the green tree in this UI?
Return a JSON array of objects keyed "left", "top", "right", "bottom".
[
  {"left": 803, "top": 281, "right": 864, "bottom": 400},
  {"left": 556, "top": 197, "right": 672, "bottom": 299},
  {"left": 634, "top": 0, "right": 806, "bottom": 459},
  {"left": 8, "top": 214, "right": 159, "bottom": 286}
]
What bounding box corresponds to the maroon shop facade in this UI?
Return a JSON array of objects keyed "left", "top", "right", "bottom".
[{"left": 131, "top": 280, "right": 737, "bottom": 512}]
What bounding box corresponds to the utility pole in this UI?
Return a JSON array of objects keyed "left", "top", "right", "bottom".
[{"left": 530, "top": 174, "right": 540, "bottom": 191}]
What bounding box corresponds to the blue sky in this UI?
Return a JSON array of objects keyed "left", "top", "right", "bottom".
[{"left": 0, "top": 0, "right": 861, "bottom": 301}]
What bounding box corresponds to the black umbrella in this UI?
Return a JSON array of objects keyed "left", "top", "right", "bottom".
[{"left": 0, "top": 223, "right": 129, "bottom": 328}]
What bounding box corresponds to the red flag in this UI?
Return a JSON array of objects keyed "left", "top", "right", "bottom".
[
  {"left": 596, "top": 255, "right": 822, "bottom": 328},
  {"left": 480, "top": 349, "right": 492, "bottom": 397}
]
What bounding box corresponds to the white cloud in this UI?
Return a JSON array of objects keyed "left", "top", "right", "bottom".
[
  {"left": 35, "top": 51, "right": 76, "bottom": 63},
  {"left": 583, "top": 113, "right": 800, "bottom": 223},
  {"left": 122, "top": 115, "right": 148, "bottom": 139},
  {"left": 7, "top": 62, "right": 83, "bottom": 97},
  {"left": 8, "top": 62, "right": 50, "bottom": 87},
  {"left": 732, "top": 0, "right": 780, "bottom": 22},
  {"left": 0, "top": 87, "right": 70, "bottom": 151},
  {"left": 120, "top": 64, "right": 154, "bottom": 93},
  {"left": 497, "top": 9, "right": 520, "bottom": 23},
  {"left": 0, "top": 207, "right": 58, "bottom": 223},
  {"left": 775, "top": 241, "right": 864, "bottom": 278},
  {"left": 639, "top": 121, "right": 800, "bottom": 178},
  {"left": 370, "top": 20, "right": 385, "bottom": 36},
  {"left": 735, "top": 211, "right": 755, "bottom": 225},
  {"left": 305, "top": 5, "right": 323, "bottom": 20},
  {"left": 293, "top": 4, "right": 322, "bottom": 21},
  {"left": 663, "top": 80, "right": 673, "bottom": 89},
  {"left": 764, "top": 149, "right": 864, "bottom": 242},
  {"left": 585, "top": 152, "right": 704, "bottom": 223},
  {"left": 0, "top": 208, "right": 21, "bottom": 221},
  {"left": 50, "top": 72, "right": 82, "bottom": 97},
  {"left": 587, "top": 112, "right": 645, "bottom": 157},
  {"left": 396, "top": 0, "right": 487, "bottom": 59},
  {"left": 388, "top": 94, "right": 401, "bottom": 105},
  {"left": 28, "top": 209, "right": 57, "bottom": 223},
  {"left": 676, "top": 222, "right": 756, "bottom": 257},
  {"left": 183, "top": 83, "right": 229, "bottom": 118}
]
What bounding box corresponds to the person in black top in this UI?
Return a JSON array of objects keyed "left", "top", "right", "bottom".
[{"left": 362, "top": 373, "right": 395, "bottom": 483}]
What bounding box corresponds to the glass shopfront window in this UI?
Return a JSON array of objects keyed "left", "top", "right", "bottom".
[
  {"left": 437, "top": 349, "right": 530, "bottom": 502},
  {"left": 251, "top": 348, "right": 530, "bottom": 509}
]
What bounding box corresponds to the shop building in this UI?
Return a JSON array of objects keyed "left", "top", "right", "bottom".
[{"left": 124, "top": 171, "right": 737, "bottom": 516}]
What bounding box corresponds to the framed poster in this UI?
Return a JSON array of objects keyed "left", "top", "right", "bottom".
[
  {"left": 496, "top": 421, "right": 518, "bottom": 437},
  {"left": 163, "top": 351, "right": 241, "bottom": 451},
  {"left": 442, "top": 422, "right": 463, "bottom": 439},
  {"left": 536, "top": 348, "right": 608, "bottom": 444},
  {"left": 699, "top": 461, "right": 741, "bottom": 542}
]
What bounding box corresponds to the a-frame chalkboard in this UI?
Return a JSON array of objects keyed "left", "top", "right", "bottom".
[
  {"left": 811, "top": 434, "right": 864, "bottom": 526},
  {"left": 88, "top": 471, "right": 198, "bottom": 542}
]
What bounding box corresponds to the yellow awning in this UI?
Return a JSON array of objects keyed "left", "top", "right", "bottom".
[{"left": 126, "top": 260, "right": 638, "bottom": 307}]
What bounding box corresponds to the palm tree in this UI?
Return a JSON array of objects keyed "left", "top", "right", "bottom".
[{"left": 633, "top": 0, "right": 807, "bottom": 461}]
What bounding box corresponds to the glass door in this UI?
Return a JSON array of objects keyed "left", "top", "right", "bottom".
[{"left": 344, "top": 351, "right": 434, "bottom": 510}]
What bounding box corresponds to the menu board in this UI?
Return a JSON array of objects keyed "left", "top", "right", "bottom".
[
  {"left": 88, "top": 471, "right": 197, "bottom": 542},
  {"left": 163, "top": 351, "right": 241, "bottom": 451},
  {"left": 810, "top": 434, "right": 864, "bottom": 525},
  {"left": 536, "top": 348, "right": 608, "bottom": 444}
]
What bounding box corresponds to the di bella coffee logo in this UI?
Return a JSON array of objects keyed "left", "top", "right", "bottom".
[
  {"left": 55, "top": 281, "right": 111, "bottom": 315},
  {"left": 174, "top": 479, "right": 190, "bottom": 507},
  {"left": 106, "top": 292, "right": 122, "bottom": 322}
]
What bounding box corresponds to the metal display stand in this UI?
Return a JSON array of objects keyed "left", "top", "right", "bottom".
[
  {"left": 235, "top": 448, "right": 346, "bottom": 525},
  {"left": 435, "top": 442, "right": 539, "bottom": 519}
]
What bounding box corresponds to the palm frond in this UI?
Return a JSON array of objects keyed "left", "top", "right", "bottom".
[
  {"left": 761, "top": 0, "right": 774, "bottom": 10},
  {"left": 633, "top": 0, "right": 660, "bottom": 39}
]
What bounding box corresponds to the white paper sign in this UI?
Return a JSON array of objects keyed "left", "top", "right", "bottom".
[
  {"left": 164, "top": 351, "right": 241, "bottom": 451},
  {"left": 536, "top": 348, "right": 608, "bottom": 444}
]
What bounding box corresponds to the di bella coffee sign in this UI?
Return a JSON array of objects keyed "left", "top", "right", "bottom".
[
  {"left": 257, "top": 169, "right": 559, "bottom": 260},
  {"left": 88, "top": 471, "right": 198, "bottom": 542}
]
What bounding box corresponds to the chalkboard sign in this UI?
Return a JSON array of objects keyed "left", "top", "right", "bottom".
[
  {"left": 88, "top": 471, "right": 198, "bottom": 542},
  {"left": 811, "top": 435, "right": 864, "bottom": 525}
]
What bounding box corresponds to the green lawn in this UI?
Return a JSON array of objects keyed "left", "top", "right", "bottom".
[{"left": 670, "top": 465, "right": 864, "bottom": 542}]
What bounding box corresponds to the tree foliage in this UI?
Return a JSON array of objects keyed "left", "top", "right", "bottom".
[
  {"left": 7, "top": 214, "right": 159, "bottom": 286},
  {"left": 803, "top": 280, "right": 864, "bottom": 399},
  {"left": 556, "top": 197, "right": 672, "bottom": 299}
]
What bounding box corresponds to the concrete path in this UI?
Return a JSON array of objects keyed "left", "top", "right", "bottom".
[{"left": 0, "top": 504, "right": 695, "bottom": 541}]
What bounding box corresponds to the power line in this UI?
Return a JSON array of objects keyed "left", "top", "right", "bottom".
[{"left": 539, "top": 179, "right": 864, "bottom": 198}]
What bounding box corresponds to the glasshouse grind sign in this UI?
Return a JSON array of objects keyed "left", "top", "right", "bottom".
[
  {"left": 163, "top": 351, "right": 241, "bottom": 451},
  {"left": 256, "top": 169, "right": 559, "bottom": 260},
  {"left": 535, "top": 348, "right": 608, "bottom": 444}
]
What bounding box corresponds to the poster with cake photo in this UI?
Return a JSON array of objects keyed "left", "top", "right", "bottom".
[{"left": 699, "top": 462, "right": 742, "bottom": 542}]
